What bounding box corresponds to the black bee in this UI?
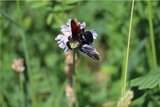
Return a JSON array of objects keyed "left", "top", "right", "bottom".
[{"left": 67, "top": 19, "right": 100, "bottom": 60}]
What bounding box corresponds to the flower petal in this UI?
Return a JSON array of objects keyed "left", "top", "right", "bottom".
[
  {"left": 61, "top": 35, "right": 69, "bottom": 42},
  {"left": 64, "top": 48, "right": 70, "bottom": 52},
  {"left": 80, "top": 22, "right": 86, "bottom": 29},
  {"left": 66, "top": 19, "right": 71, "bottom": 26},
  {"left": 90, "top": 30, "right": 97, "bottom": 39},
  {"left": 60, "top": 25, "right": 71, "bottom": 36},
  {"left": 61, "top": 25, "right": 69, "bottom": 32},
  {"left": 59, "top": 42, "right": 65, "bottom": 49},
  {"left": 55, "top": 34, "right": 63, "bottom": 40}
]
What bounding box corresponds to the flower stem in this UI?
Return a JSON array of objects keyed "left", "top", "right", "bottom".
[
  {"left": 72, "top": 51, "right": 76, "bottom": 76},
  {"left": 147, "top": 0, "right": 157, "bottom": 68},
  {"left": 122, "top": 0, "right": 135, "bottom": 95},
  {"left": 55, "top": 81, "right": 66, "bottom": 107},
  {"left": 16, "top": 1, "right": 38, "bottom": 107},
  {"left": 72, "top": 51, "right": 79, "bottom": 107},
  {"left": 72, "top": 51, "right": 76, "bottom": 107},
  {"left": 19, "top": 73, "right": 28, "bottom": 107},
  {"left": 16, "top": 1, "right": 29, "bottom": 107},
  {"left": 145, "top": 38, "right": 152, "bottom": 70}
]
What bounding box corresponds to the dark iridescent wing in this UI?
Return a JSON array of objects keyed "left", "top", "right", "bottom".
[
  {"left": 71, "top": 19, "right": 81, "bottom": 40},
  {"left": 81, "top": 45, "right": 100, "bottom": 60}
]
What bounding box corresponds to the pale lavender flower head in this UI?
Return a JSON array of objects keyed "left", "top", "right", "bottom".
[
  {"left": 55, "top": 19, "right": 99, "bottom": 60},
  {"left": 12, "top": 58, "right": 25, "bottom": 73}
]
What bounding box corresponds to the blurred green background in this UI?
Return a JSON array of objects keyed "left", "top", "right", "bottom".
[{"left": 0, "top": 0, "right": 160, "bottom": 107}]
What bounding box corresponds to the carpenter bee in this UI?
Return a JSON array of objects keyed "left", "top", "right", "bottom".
[{"left": 67, "top": 19, "right": 100, "bottom": 60}]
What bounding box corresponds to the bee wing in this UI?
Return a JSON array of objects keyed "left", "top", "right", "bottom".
[
  {"left": 71, "top": 19, "right": 81, "bottom": 40},
  {"left": 81, "top": 45, "right": 100, "bottom": 60}
]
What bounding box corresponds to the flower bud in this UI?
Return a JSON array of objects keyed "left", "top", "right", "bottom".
[{"left": 12, "top": 58, "right": 25, "bottom": 73}]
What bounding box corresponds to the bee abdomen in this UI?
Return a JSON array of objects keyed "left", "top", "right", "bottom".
[{"left": 82, "top": 31, "right": 93, "bottom": 45}]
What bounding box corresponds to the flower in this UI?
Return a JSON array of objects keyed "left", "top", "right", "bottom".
[
  {"left": 12, "top": 58, "right": 25, "bottom": 73},
  {"left": 116, "top": 90, "right": 134, "bottom": 107},
  {"left": 55, "top": 19, "right": 99, "bottom": 60},
  {"left": 55, "top": 19, "right": 97, "bottom": 51}
]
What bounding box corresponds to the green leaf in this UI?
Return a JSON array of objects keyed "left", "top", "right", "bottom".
[
  {"left": 46, "top": 13, "right": 53, "bottom": 25},
  {"left": 26, "top": 1, "right": 50, "bottom": 9},
  {"left": 130, "top": 67, "right": 160, "bottom": 89}
]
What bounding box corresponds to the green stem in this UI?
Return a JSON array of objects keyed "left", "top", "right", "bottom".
[
  {"left": 0, "top": 93, "right": 5, "bottom": 107},
  {"left": 72, "top": 51, "right": 79, "bottom": 107},
  {"left": 1, "top": 2, "right": 36, "bottom": 107},
  {"left": 145, "top": 38, "right": 152, "bottom": 70},
  {"left": 16, "top": 1, "right": 38, "bottom": 107},
  {"left": 147, "top": 0, "right": 157, "bottom": 68},
  {"left": 55, "top": 81, "right": 66, "bottom": 107},
  {"left": 72, "top": 51, "right": 76, "bottom": 107},
  {"left": 16, "top": 1, "right": 30, "bottom": 107},
  {"left": 16, "top": 0, "right": 22, "bottom": 27},
  {"left": 72, "top": 51, "right": 76, "bottom": 76},
  {"left": 19, "top": 74, "right": 28, "bottom": 107},
  {"left": 0, "top": 9, "right": 20, "bottom": 27},
  {"left": 122, "top": 0, "right": 135, "bottom": 95},
  {"left": 121, "top": 50, "right": 127, "bottom": 94},
  {"left": 16, "top": 0, "right": 30, "bottom": 74}
]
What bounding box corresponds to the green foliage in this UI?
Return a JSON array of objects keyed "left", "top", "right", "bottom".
[
  {"left": 130, "top": 67, "right": 160, "bottom": 107},
  {"left": 0, "top": 0, "right": 160, "bottom": 107},
  {"left": 130, "top": 67, "right": 160, "bottom": 89},
  {"left": 131, "top": 68, "right": 160, "bottom": 89}
]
